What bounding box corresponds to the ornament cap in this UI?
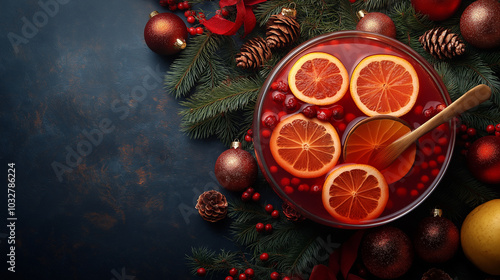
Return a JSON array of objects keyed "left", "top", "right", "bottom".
[
  {"left": 432, "top": 208, "right": 443, "bottom": 217},
  {"left": 281, "top": 7, "right": 297, "bottom": 18},
  {"left": 149, "top": 10, "right": 159, "bottom": 19},
  {"left": 357, "top": 10, "right": 368, "bottom": 20},
  {"left": 174, "top": 38, "right": 187, "bottom": 50},
  {"left": 231, "top": 140, "right": 242, "bottom": 149}
]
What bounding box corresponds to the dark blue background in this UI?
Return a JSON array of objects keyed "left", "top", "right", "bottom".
[{"left": 0, "top": 0, "right": 243, "bottom": 279}]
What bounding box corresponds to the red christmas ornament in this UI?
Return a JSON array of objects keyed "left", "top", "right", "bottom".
[
  {"left": 460, "top": 0, "right": 500, "bottom": 49},
  {"left": 467, "top": 136, "right": 500, "bottom": 184},
  {"left": 414, "top": 209, "right": 460, "bottom": 263},
  {"left": 356, "top": 10, "right": 396, "bottom": 39},
  {"left": 361, "top": 226, "right": 414, "bottom": 279},
  {"left": 215, "top": 140, "right": 258, "bottom": 191},
  {"left": 411, "top": 0, "right": 461, "bottom": 21},
  {"left": 144, "top": 11, "right": 188, "bottom": 55}
]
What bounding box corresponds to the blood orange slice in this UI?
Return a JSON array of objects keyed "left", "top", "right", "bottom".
[
  {"left": 350, "top": 54, "right": 419, "bottom": 117},
  {"left": 322, "top": 164, "right": 389, "bottom": 224},
  {"left": 270, "top": 113, "right": 341, "bottom": 178},
  {"left": 343, "top": 117, "right": 416, "bottom": 184},
  {"left": 288, "top": 52, "right": 349, "bottom": 105}
]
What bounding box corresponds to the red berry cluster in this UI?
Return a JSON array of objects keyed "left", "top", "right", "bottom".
[
  {"left": 160, "top": 0, "right": 190, "bottom": 11},
  {"left": 415, "top": 103, "right": 446, "bottom": 118},
  {"left": 241, "top": 187, "right": 261, "bottom": 202},
  {"left": 486, "top": 123, "right": 500, "bottom": 137},
  {"left": 268, "top": 175, "right": 322, "bottom": 195},
  {"left": 245, "top": 129, "right": 253, "bottom": 142},
  {"left": 261, "top": 80, "right": 348, "bottom": 136}
]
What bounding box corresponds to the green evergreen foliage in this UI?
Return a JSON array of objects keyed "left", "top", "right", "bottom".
[{"left": 177, "top": 0, "right": 500, "bottom": 277}]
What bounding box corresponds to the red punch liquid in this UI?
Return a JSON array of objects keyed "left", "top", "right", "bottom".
[{"left": 253, "top": 32, "right": 455, "bottom": 227}]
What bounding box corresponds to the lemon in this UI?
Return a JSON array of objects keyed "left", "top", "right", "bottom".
[{"left": 461, "top": 199, "right": 500, "bottom": 275}]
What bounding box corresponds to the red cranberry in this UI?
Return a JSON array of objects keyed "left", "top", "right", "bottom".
[
  {"left": 262, "top": 114, "right": 278, "bottom": 129},
  {"left": 331, "top": 105, "right": 345, "bottom": 120},
  {"left": 265, "top": 204, "right": 274, "bottom": 213},
  {"left": 244, "top": 268, "right": 255, "bottom": 277},
  {"left": 241, "top": 192, "right": 251, "bottom": 201},
  {"left": 271, "top": 91, "right": 286, "bottom": 104},
  {"left": 265, "top": 224, "right": 273, "bottom": 233},
  {"left": 271, "top": 210, "right": 280, "bottom": 218},
  {"left": 487, "top": 124, "right": 495, "bottom": 134},
  {"left": 197, "top": 268, "right": 206, "bottom": 276},
  {"left": 229, "top": 268, "right": 238, "bottom": 276},
  {"left": 255, "top": 223, "right": 264, "bottom": 232},
  {"left": 284, "top": 95, "right": 299, "bottom": 112},
  {"left": 317, "top": 108, "right": 332, "bottom": 121},
  {"left": 276, "top": 81, "right": 289, "bottom": 92},
  {"left": 252, "top": 192, "right": 261, "bottom": 202},
  {"left": 302, "top": 105, "right": 318, "bottom": 118},
  {"left": 259, "top": 252, "right": 269, "bottom": 261},
  {"left": 270, "top": 272, "right": 280, "bottom": 280}
]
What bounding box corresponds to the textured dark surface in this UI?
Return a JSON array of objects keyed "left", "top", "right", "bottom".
[{"left": 0, "top": 1, "right": 234, "bottom": 279}]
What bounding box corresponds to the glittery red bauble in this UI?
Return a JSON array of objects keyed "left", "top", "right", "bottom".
[
  {"left": 414, "top": 216, "right": 459, "bottom": 263},
  {"left": 356, "top": 12, "right": 396, "bottom": 39},
  {"left": 460, "top": 0, "right": 500, "bottom": 49},
  {"left": 467, "top": 136, "right": 500, "bottom": 184},
  {"left": 361, "top": 226, "right": 414, "bottom": 279},
  {"left": 144, "top": 11, "right": 188, "bottom": 55},
  {"left": 215, "top": 142, "right": 258, "bottom": 192},
  {"left": 411, "top": 0, "right": 461, "bottom": 21}
]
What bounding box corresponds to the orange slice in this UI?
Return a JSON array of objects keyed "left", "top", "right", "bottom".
[
  {"left": 343, "top": 117, "right": 416, "bottom": 184},
  {"left": 270, "top": 113, "right": 341, "bottom": 178},
  {"left": 322, "top": 164, "right": 389, "bottom": 224},
  {"left": 350, "top": 54, "right": 419, "bottom": 117},
  {"left": 288, "top": 52, "right": 349, "bottom": 105}
]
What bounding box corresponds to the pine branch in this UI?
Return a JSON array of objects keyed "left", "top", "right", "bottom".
[
  {"left": 179, "top": 77, "right": 263, "bottom": 146},
  {"left": 363, "top": 0, "right": 399, "bottom": 11},
  {"left": 164, "top": 33, "right": 231, "bottom": 98}
]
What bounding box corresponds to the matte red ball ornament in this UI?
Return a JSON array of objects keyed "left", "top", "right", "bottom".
[
  {"left": 467, "top": 136, "right": 500, "bottom": 184},
  {"left": 144, "top": 11, "right": 188, "bottom": 55},
  {"left": 414, "top": 209, "right": 459, "bottom": 263},
  {"left": 356, "top": 10, "right": 396, "bottom": 39},
  {"left": 215, "top": 141, "right": 258, "bottom": 192},
  {"left": 460, "top": 0, "right": 500, "bottom": 49},
  {"left": 361, "top": 226, "right": 414, "bottom": 279},
  {"left": 411, "top": 0, "right": 461, "bottom": 21}
]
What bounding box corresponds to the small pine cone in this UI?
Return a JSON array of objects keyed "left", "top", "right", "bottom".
[
  {"left": 282, "top": 202, "right": 305, "bottom": 222},
  {"left": 421, "top": 268, "right": 452, "bottom": 280},
  {"left": 419, "top": 27, "right": 465, "bottom": 60},
  {"left": 195, "top": 190, "right": 228, "bottom": 222},
  {"left": 236, "top": 37, "right": 272, "bottom": 69},
  {"left": 266, "top": 14, "right": 300, "bottom": 49}
]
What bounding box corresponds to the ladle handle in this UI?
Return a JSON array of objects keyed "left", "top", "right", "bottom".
[{"left": 408, "top": 84, "right": 491, "bottom": 143}]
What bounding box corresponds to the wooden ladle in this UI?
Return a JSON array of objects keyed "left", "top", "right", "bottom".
[{"left": 343, "top": 84, "right": 492, "bottom": 170}]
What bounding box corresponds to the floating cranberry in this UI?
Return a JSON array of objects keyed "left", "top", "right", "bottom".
[
  {"left": 284, "top": 95, "right": 299, "bottom": 112},
  {"left": 302, "top": 105, "right": 318, "bottom": 118},
  {"left": 317, "top": 108, "right": 332, "bottom": 121},
  {"left": 271, "top": 91, "right": 286, "bottom": 104},
  {"left": 331, "top": 104, "right": 345, "bottom": 120}
]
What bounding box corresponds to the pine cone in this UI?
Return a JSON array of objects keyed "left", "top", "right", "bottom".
[
  {"left": 195, "top": 190, "right": 228, "bottom": 222},
  {"left": 282, "top": 202, "right": 305, "bottom": 222},
  {"left": 266, "top": 14, "right": 300, "bottom": 49},
  {"left": 236, "top": 37, "right": 272, "bottom": 69},
  {"left": 419, "top": 27, "right": 465, "bottom": 60}
]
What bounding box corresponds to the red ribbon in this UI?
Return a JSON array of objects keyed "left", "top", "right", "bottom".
[
  {"left": 309, "top": 230, "right": 366, "bottom": 280},
  {"left": 202, "top": 0, "right": 267, "bottom": 37}
]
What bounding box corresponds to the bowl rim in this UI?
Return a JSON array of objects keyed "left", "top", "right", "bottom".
[{"left": 253, "top": 30, "right": 456, "bottom": 229}]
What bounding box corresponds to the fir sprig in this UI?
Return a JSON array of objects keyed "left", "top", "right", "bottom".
[
  {"left": 164, "top": 33, "right": 231, "bottom": 98},
  {"left": 179, "top": 77, "right": 263, "bottom": 145}
]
